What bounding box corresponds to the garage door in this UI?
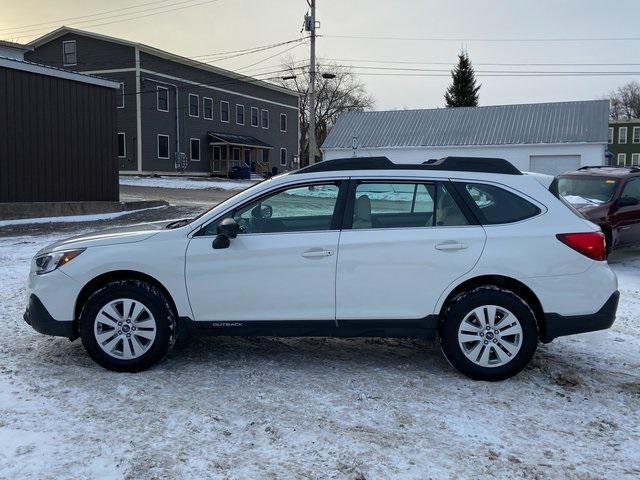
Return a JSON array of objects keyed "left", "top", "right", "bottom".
[{"left": 529, "top": 155, "right": 581, "bottom": 176}]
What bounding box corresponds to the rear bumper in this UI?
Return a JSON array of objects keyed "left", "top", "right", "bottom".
[
  {"left": 23, "top": 294, "right": 76, "bottom": 339},
  {"left": 542, "top": 290, "right": 619, "bottom": 343}
]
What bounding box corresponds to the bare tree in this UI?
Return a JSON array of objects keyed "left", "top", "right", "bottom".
[
  {"left": 277, "top": 60, "right": 374, "bottom": 165},
  {"left": 608, "top": 81, "right": 640, "bottom": 120}
]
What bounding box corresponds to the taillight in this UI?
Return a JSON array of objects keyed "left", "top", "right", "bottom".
[{"left": 556, "top": 232, "right": 606, "bottom": 261}]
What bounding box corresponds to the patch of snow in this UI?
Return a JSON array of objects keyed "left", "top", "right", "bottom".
[
  {"left": 120, "top": 175, "right": 258, "bottom": 191},
  {"left": 0, "top": 225, "right": 639, "bottom": 478},
  {"left": 563, "top": 195, "right": 603, "bottom": 205},
  {"left": 0, "top": 206, "right": 167, "bottom": 227}
]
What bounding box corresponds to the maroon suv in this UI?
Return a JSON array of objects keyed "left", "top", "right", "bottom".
[{"left": 553, "top": 166, "right": 640, "bottom": 252}]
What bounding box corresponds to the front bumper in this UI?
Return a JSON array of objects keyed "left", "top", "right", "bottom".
[
  {"left": 24, "top": 294, "right": 76, "bottom": 339},
  {"left": 542, "top": 290, "right": 620, "bottom": 343}
]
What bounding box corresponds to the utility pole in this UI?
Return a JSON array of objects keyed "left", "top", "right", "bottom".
[{"left": 306, "top": 0, "right": 317, "bottom": 165}]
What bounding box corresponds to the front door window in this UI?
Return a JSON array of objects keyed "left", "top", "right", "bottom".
[{"left": 202, "top": 183, "right": 341, "bottom": 236}]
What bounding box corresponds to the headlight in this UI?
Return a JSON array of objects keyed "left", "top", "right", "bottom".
[{"left": 33, "top": 249, "right": 85, "bottom": 275}]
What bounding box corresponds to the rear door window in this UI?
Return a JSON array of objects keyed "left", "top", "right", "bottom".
[
  {"left": 462, "top": 183, "right": 541, "bottom": 224},
  {"left": 350, "top": 182, "right": 469, "bottom": 229}
]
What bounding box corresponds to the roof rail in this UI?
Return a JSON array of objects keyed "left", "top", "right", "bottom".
[
  {"left": 578, "top": 165, "right": 640, "bottom": 173},
  {"left": 294, "top": 156, "right": 522, "bottom": 175}
]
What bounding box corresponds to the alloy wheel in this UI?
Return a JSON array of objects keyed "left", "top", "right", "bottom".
[
  {"left": 93, "top": 298, "right": 157, "bottom": 360},
  {"left": 457, "top": 305, "right": 523, "bottom": 368}
]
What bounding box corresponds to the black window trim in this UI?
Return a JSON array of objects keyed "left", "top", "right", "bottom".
[
  {"left": 341, "top": 179, "right": 479, "bottom": 230},
  {"left": 194, "top": 179, "right": 350, "bottom": 237},
  {"left": 452, "top": 180, "right": 544, "bottom": 225}
]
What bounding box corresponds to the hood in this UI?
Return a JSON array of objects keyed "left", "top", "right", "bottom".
[{"left": 38, "top": 220, "right": 175, "bottom": 254}]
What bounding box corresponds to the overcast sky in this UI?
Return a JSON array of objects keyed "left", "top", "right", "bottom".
[{"left": 2, "top": 0, "right": 639, "bottom": 110}]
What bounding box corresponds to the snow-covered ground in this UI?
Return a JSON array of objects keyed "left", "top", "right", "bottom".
[
  {"left": 0, "top": 225, "right": 639, "bottom": 479},
  {"left": 120, "top": 175, "right": 258, "bottom": 191},
  {"left": 0, "top": 206, "right": 167, "bottom": 227}
]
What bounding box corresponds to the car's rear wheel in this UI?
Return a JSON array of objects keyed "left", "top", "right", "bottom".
[
  {"left": 439, "top": 286, "right": 538, "bottom": 381},
  {"left": 79, "top": 280, "right": 175, "bottom": 372}
]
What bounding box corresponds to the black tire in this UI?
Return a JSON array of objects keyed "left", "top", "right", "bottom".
[
  {"left": 439, "top": 286, "right": 538, "bottom": 381},
  {"left": 79, "top": 280, "right": 176, "bottom": 372}
]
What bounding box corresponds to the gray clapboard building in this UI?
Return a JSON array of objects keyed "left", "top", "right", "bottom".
[{"left": 26, "top": 27, "right": 300, "bottom": 177}]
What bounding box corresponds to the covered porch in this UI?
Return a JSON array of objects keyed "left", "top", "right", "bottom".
[{"left": 208, "top": 132, "right": 272, "bottom": 177}]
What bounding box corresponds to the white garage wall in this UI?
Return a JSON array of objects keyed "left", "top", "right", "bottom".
[{"left": 322, "top": 143, "right": 606, "bottom": 173}]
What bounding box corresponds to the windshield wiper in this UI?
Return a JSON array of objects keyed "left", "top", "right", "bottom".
[{"left": 165, "top": 219, "right": 192, "bottom": 229}]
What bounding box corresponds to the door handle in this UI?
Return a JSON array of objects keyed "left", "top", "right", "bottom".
[
  {"left": 435, "top": 241, "right": 468, "bottom": 251},
  {"left": 302, "top": 249, "right": 333, "bottom": 258}
]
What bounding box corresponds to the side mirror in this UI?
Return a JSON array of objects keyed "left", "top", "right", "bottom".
[
  {"left": 217, "top": 218, "right": 240, "bottom": 238},
  {"left": 617, "top": 196, "right": 639, "bottom": 208},
  {"left": 212, "top": 218, "right": 240, "bottom": 250}
]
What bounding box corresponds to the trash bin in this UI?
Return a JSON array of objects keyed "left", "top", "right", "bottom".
[
  {"left": 229, "top": 166, "right": 242, "bottom": 179},
  {"left": 241, "top": 166, "right": 251, "bottom": 179}
]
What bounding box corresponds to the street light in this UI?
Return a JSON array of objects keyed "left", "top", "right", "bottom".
[
  {"left": 282, "top": 75, "right": 297, "bottom": 81},
  {"left": 321, "top": 73, "right": 336, "bottom": 79}
]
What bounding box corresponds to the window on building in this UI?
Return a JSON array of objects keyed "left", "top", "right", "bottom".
[
  {"left": 257, "top": 149, "right": 264, "bottom": 163},
  {"left": 608, "top": 127, "right": 614, "bottom": 144},
  {"left": 619, "top": 127, "right": 628, "bottom": 144},
  {"left": 232, "top": 147, "right": 241, "bottom": 162},
  {"left": 117, "top": 133, "right": 126, "bottom": 158},
  {"left": 261, "top": 109, "right": 269, "bottom": 129},
  {"left": 463, "top": 183, "right": 541, "bottom": 224},
  {"left": 221, "top": 101, "right": 229, "bottom": 122},
  {"left": 633, "top": 126, "right": 640, "bottom": 144},
  {"left": 62, "top": 40, "right": 77, "bottom": 66},
  {"left": 617, "top": 153, "right": 627, "bottom": 166},
  {"left": 236, "top": 104, "right": 245, "bottom": 125},
  {"left": 203, "top": 97, "right": 213, "bottom": 119},
  {"left": 189, "top": 94, "right": 199, "bottom": 117},
  {"left": 280, "top": 113, "right": 287, "bottom": 132},
  {"left": 158, "top": 134, "right": 170, "bottom": 159},
  {"left": 190, "top": 138, "right": 200, "bottom": 161},
  {"left": 280, "top": 148, "right": 287, "bottom": 166},
  {"left": 251, "top": 107, "right": 259, "bottom": 127},
  {"left": 632, "top": 153, "right": 640, "bottom": 166},
  {"left": 116, "top": 82, "right": 124, "bottom": 109},
  {"left": 157, "top": 86, "right": 168, "bottom": 112}
]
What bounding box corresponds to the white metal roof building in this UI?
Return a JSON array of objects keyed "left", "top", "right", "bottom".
[{"left": 321, "top": 100, "right": 610, "bottom": 175}]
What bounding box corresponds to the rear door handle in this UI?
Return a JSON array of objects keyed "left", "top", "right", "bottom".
[
  {"left": 435, "top": 241, "right": 468, "bottom": 251},
  {"left": 302, "top": 249, "right": 334, "bottom": 258}
]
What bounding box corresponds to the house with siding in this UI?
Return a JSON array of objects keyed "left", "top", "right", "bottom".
[
  {"left": 322, "top": 100, "right": 609, "bottom": 176},
  {"left": 26, "top": 27, "right": 300, "bottom": 177},
  {"left": 608, "top": 119, "right": 640, "bottom": 167}
]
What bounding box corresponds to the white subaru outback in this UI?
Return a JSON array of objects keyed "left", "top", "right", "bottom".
[{"left": 24, "top": 157, "right": 619, "bottom": 380}]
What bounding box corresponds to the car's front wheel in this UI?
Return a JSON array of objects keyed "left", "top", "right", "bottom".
[
  {"left": 439, "top": 286, "right": 538, "bottom": 381},
  {"left": 79, "top": 280, "right": 175, "bottom": 372}
]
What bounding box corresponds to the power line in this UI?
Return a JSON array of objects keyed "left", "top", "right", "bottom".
[
  {"left": 350, "top": 71, "right": 640, "bottom": 77},
  {"left": 322, "top": 34, "right": 640, "bottom": 43},
  {"left": 0, "top": 0, "right": 173, "bottom": 34},
  {"left": 323, "top": 57, "right": 640, "bottom": 67},
  {"left": 8, "top": 0, "right": 221, "bottom": 40},
  {"left": 237, "top": 41, "right": 308, "bottom": 71},
  {"left": 331, "top": 64, "right": 640, "bottom": 75}
]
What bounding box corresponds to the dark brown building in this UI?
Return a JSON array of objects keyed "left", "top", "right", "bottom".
[{"left": 0, "top": 56, "right": 120, "bottom": 203}]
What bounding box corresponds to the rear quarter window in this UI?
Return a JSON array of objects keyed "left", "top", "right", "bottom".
[{"left": 463, "top": 183, "right": 541, "bottom": 224}]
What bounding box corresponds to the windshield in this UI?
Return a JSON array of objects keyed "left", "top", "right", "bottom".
[{"left": 555, "top": 176, "right": 619, "bottom": 205}]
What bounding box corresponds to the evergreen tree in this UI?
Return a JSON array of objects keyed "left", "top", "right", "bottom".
[{"left": 444, "top": 52, "right": 480, "bottom": 107}]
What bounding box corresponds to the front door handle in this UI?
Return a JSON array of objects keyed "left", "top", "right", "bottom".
[
  {"left": 435, "top": 241, "right": 468, "bottom": 251},
  {"left": 302, "top": 249, "right": 334, "bottom": 258}
]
